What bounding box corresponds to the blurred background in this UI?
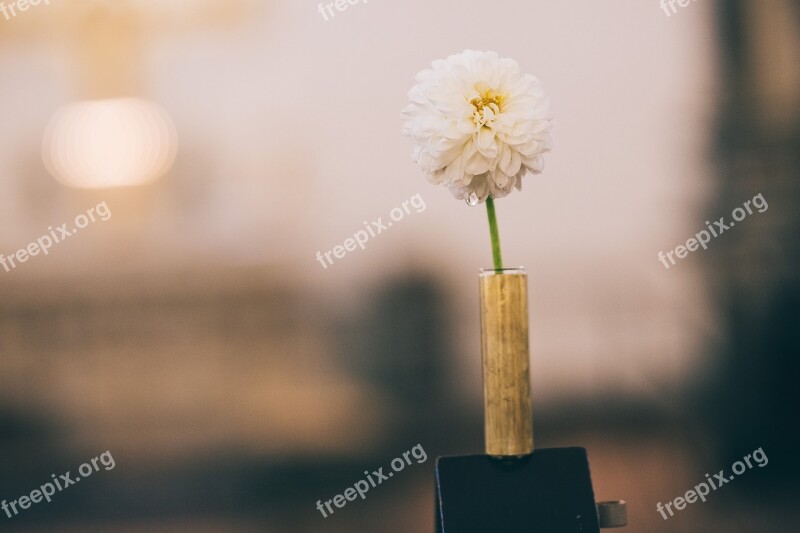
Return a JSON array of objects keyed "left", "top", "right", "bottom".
[{"left": 0, "top": 0, "right": 798, "bottom": 531}]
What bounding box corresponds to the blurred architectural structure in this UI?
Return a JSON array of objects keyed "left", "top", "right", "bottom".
[{"left": 705, "top": 0, "right": 800, "bottom": 489}]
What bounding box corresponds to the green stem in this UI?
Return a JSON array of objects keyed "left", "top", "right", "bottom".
[{"left": 485, "top": 196, "right": 504, "bottom": 271}]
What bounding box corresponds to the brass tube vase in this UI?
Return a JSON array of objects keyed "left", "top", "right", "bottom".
[{"left": 479, "top": 267, "right": 533, "bottom": 457}]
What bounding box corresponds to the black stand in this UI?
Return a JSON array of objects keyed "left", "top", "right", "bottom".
[{"left": 435, "top": 447, "right": 603, "bottom": 533}]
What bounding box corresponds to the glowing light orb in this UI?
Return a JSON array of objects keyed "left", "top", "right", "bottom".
[{"left": 43, "top": 98, "right": 177, "bottom": 189}]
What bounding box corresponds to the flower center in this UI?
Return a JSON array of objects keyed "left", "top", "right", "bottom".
[{"left": 470, "top": 89, "right": 504, "bottom": 126}]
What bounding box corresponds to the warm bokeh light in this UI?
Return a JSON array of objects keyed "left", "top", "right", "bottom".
[{"left": 42, "top": 98, "right": 177, "bottom": 189}]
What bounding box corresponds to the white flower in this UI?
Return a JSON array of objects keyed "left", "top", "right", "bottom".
[{"left": 402, "top": 50, "right": 553, "bottom": 203}]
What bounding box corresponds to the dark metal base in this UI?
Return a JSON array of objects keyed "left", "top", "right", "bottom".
[{"left": 435, "top": 447, "right": 602, "bottom": 533}]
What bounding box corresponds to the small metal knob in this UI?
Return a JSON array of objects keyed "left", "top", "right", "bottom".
[{"left": 597, "top": 500, "right": 627, "bottom": 528}]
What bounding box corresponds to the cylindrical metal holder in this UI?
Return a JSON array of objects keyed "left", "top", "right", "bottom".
[{"left": 479, "top": 267, "right": 533, "bottom": 457}]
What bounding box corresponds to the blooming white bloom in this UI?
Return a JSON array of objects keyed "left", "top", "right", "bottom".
[{"left": 402, "top": 50, "right": 553, "bottom": 203}]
